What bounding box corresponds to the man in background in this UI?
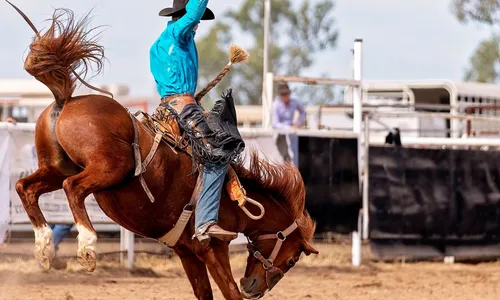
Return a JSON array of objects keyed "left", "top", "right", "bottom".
[{"left": 272, "top": 82, "right": 307, "bottom": 166}]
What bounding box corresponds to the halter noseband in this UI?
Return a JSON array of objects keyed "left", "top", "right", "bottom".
[{"left": 246, "top": 220, "right": 299, "bottom": 290}]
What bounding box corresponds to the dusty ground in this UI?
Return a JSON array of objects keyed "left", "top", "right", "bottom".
[{"left": 1, "top": 242, "right": 499, "bottom": 300}]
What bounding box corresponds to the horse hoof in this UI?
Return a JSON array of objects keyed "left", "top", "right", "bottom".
[
  {"left": 77, "top": 246, "right": 97, "bottom": 272},
  {"left": 34, "top": 229, "right": 55, "bottom": 270},
  {"left": 34, "top": 245, "right": 54, "bottom": 270}
]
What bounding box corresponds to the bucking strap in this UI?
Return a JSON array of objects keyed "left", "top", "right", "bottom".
[{"left": 158, "top": 169, "right": 204, "bottom": 247}]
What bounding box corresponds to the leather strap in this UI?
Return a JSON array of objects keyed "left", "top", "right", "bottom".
[
  {"left": 130, "top": 111, "right": 142, "bottom": 176},
  {"left": 253, "top": 221, "right": 298, "bottom": 263},
  {"left": 244, "top": 220, "right": 298, "bottom": 291},
  {"left": 128, "top": 111, "right": 163, "bottom": 203},
  {"left": 252, "top": 249, "right": 274, "bottom": 270},
  {"left": 139, "top": 176, "right": 155, "bottom": 203},
  {"left": 142, "top": 132, "right": 163, "bottom": 171},
  {"left": 256, "top": 221, "right": 298, "bottom": 242},
  {"left": 158, "top": 169, "right": 203, "bottom": 247}
]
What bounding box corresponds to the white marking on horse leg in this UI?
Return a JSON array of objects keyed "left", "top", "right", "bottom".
[
  {"left": 33, "top": 224, "right": 55, "bottom": 270},
  {"left": 75, "top": 223, "right": 97, "bottom": 272}
]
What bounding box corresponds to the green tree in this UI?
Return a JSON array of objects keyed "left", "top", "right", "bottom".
[
  {"left": 464, "top": 35, "right": 500, "bottom": 83},
  {"left": 451, "top": 0, "right": 500, "bottom": 25},
  {"left": 451, "top": 0, "right": 500, "bottom": 82},
  {"left": 197, "top": 0, "right": 339, "bottom": 105}
]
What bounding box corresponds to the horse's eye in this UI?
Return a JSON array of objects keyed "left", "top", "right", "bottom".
[{"left": 287, "top": 258, "right": 295, "bottom": 268}]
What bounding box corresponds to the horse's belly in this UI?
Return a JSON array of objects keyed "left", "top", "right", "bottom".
[{"left": 92, "top": 176, "right": 185, "bottom": 239}]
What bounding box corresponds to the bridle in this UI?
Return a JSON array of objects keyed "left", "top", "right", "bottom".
[{"left": 246, "top": 220, "right": 299, "bottom": 290}]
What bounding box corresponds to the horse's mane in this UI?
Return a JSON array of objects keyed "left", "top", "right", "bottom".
[{"left": 232, "top": 150, "right": 316, "bottom": 241}]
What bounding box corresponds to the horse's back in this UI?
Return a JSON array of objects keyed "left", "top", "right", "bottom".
[
  {"left": 54, "top": 94, "right": 151, "bottom": 170},
  {"left": 60, "top": 95, "right": 133, "bottom": 140}
]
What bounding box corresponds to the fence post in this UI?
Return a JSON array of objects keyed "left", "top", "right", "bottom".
[
  {"left": 262, "top": 72, "right": 274, "bottom": 129},
  {"left": 352, "top": 211, "right": 363, "bottom": 266},
  {"left": 120, "top": 227, "right": 134, "bottom": 270}
]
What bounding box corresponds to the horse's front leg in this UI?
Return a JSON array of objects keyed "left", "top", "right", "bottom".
[
  {"left": 16, "top": 165, "right": 68, "bottom": 269},
  {"left": 174, "top": 246, "right": 214, "bottom": 300},
  {"left": 198, "top": 241, "right": 243, "bottom": 300},
  {"left": 62, "top": 161, "right": 131, "bottom": 272}
]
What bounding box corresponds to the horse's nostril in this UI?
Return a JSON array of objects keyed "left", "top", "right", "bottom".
[
  {"left": 249, "top": 278, "right": 257, "bottom": 289},
  {"left": 240, "top": 277, "right": 257, "bottom": 290}
]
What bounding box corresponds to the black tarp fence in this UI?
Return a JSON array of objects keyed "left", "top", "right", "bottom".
[
  {"left": 298, "top": 136, "right": 361, "bottom": 234},
  {"left": 369, "top": 145, "right": 500, "bottom": 259}
]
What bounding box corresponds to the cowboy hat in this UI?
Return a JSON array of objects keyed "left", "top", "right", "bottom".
[
  {"left": 277, "top": 82, "right": 291, "bottom": 94},
  {"left": 159, "top": 0, "right": 215, "bottom": 20}
]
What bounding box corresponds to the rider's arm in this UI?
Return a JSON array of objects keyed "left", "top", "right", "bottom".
[
  {"left": 293, "top": 100, "right": 307, "bottom": 127},
  {"left": 173, "top": 0, "right": 209, "bottom": 40}
]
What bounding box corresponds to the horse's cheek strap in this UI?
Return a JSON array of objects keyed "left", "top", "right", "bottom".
[{"left": 268, "top": 239, "right": 284, "bottom": 263}]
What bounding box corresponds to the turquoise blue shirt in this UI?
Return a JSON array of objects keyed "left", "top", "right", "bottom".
[{"left": 150, "top": 0, "right": 209, "bottom": 98}]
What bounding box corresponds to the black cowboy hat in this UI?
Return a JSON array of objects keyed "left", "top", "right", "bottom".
[{"left": 159, "top": 0, "right": 215, "bottom": 20}]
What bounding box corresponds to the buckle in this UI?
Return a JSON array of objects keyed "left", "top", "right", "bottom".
[
  {"left": 276, "top": 231, "right": 286, "bottom": 241},
  {"left": 263, "top": 260, "right": 274, "bottom": 271},
  {"left": 251, "top": 249, "right": 275, "bottom": 270}
]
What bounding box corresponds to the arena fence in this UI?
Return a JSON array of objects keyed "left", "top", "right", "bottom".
[{"left": 351, "top": 111, "right": 500, "bottom": 265}]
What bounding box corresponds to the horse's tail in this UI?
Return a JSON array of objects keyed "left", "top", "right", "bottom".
[{"left": 24, "top": 9, "right": 106, "bottom": 107}]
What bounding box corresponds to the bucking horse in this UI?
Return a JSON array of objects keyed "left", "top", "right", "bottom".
[{"left": 6, "top": 2, "right": 319, "bottom": 299}]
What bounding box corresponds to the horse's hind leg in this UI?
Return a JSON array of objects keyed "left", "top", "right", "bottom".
[
  {"left": 15, "top": 165, "right": 68, "bottom": 269},
  {"left": 175, "top": 246, "right": 214, "bottom": 300},
  {"left": 62, "top": 161, "right": 132, "bottom": 272}
]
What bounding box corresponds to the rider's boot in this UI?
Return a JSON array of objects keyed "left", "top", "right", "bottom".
[{"left": 195, "top": 222, "right": 238, "bottom": 244}]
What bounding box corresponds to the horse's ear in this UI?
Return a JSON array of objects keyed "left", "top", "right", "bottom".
[{"left": 303, "top": 241, "right": 319, "bottom": 256}]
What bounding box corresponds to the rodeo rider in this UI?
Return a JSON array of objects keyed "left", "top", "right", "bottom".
[{"left": 150, "top": 0, "right": 245, "bottom": 244}]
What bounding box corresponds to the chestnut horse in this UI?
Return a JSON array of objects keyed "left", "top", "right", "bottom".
[{"left": 11, "top": 6, "right": 318, "bottom": 300}]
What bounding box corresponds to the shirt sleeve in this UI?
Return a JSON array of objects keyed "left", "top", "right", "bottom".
[
  {"left": 172, "top": 0, "right": 209, "bottom": 41},
  {"left": 272, "top": 101, "right": 288, "bottom": 129},
  {"left": 293, "top": 99, "right": 307, "bottom": 127}
]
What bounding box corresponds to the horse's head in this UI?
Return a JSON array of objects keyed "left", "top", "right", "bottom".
[{"left": 240, "top": 213, "right": 318, "bottom": 299}]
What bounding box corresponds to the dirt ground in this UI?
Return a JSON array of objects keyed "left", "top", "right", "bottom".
[{"left": 1, "top": 242, "right": 499, "bottom": 300}]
